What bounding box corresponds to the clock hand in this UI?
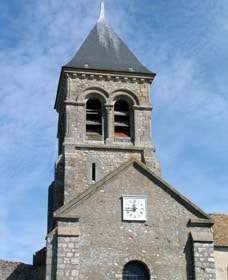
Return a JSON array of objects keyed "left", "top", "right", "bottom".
[
  {"left": 125, "top": 207, "right": 134, "bottom": 211},
  {"left": 132, "top": 204, "right": 138, "bottom": 212}
]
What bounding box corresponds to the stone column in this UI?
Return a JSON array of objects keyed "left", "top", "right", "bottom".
[
  {"left": 191, "top": 230, "right": 216, "bottom": 280},
  {"left": 46, "top": 230, "right": 58, "bottom": 280},
  {"left": 105, "top": 104, "right": 113, "bottom": 144},
  {"left": 46, "top": 216, "right": 80, "bottom": 280}
]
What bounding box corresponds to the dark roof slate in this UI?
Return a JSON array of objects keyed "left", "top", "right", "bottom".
[{"left": 65, "top": 18, "right": 153, "bottom": 75}]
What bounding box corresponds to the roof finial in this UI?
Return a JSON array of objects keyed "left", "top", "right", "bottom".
[{"left": 98, "top": 0, "right": 105, "bottom": 22}]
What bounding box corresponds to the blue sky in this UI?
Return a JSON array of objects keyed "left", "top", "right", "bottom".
[{"left": 0, "top": 0, "right": 228, "bottom": 264}]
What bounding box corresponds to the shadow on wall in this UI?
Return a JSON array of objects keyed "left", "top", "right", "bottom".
[
  {"left": 6, "top": 264, "right": 45, "bottom": 280},
  {"left": 0, "top": 260, "right": 45, "bottom": 280},
  {"left": 184, "top": 235, "right": 195, "bottom": 280}
]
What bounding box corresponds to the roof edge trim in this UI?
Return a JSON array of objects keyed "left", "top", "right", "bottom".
[
  {"left": 54, "top": 158, "right": 214, "bottom": 221},
  {"left": 62, "top": 66, "right": 156, "bottom": 78}
]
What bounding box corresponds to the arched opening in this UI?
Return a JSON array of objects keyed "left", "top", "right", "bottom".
[
  {"left": 123, "top": 261, "right": 150, "bottom": 280},
  {"left": 114, "top": 100, "right": 130, "bottom": 137},
  {"left": 86, "top": 98, "right": 102, "bottom": 139}
]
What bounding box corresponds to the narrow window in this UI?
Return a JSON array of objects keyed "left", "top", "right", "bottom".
[
  {"left": 114, "top": 100, "right": 130, "bottom": 137},
  {"left": 123, "top": 262, "right": 149, "bottom": 280},
  {"left": 92, "top": 163, "right": 96, "bottom": 181},
  {"left": 86, "top": 98, "right": 102, "bottom": 140}
]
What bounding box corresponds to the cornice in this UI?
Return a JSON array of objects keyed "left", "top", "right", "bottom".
[{"left": 62, "top": 67, "right": 155, "bottom": 84}]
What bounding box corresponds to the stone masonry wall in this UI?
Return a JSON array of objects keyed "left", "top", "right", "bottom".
[
  {"left": 63, "top": 73, "right": 156, "bottom": 150},
  {"left": 55, "top": 236, "right": 79, "bottom": 280},
  {"left": 0, "top": 259, "right": 45, "bottom": 280},
  {"left": 66, "top": 72, "right": 152, "bottom": 107},
  {"left": 47, "top": 162, "right": 206, "bottom": 280},
  {"left": 64, "top": 148, "right": 142, "bottom": 203},
  {"left": 48, "top": 70, "right": 161, "bottom": 232},
  {"left": 46, "top": 224, "right": 80, "bottom": 280},
  {"left": 193, "top": 242, "right": 216, "bottom": 279}
]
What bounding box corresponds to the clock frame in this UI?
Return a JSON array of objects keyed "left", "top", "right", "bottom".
[{"left": 122, "top": 195, "right": 147, "bottom": 221}]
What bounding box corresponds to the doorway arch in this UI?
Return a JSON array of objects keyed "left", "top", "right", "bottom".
[{"left": 122, "top": 261, "right": 150, "bottom": 280}]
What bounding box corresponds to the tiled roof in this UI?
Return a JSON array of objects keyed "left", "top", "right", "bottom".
[
  {"left": 210, "top": 214, "right": 228, "bottom": 246},
  {"left": 65, "top": 16, "right": 153, "bottom": 75}
]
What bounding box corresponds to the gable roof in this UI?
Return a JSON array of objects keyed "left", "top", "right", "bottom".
[
  {"left": 54, "top": 158, "right": 212, "bottom": 222},
  {"left": 65, "top": 10, "right": 154, "bottom": 75},
  {"left": 210, "top": 214, "right": 228, "bottom": 246}
]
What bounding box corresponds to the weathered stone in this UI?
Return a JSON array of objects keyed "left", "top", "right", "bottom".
[{"left": 0, "top": 260, "right": 45, "bottom": 280}]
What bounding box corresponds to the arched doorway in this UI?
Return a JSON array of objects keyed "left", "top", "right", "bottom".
[{"left": 122, "top": 261, "right": 150, "bottom": 280}]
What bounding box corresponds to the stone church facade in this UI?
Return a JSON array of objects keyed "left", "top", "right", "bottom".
[
  {"left": 45, "top": 2, "right": 216, "bottom": 279},
  {"left": 1, "top": 1, "right": 223, "bottom": 280}
]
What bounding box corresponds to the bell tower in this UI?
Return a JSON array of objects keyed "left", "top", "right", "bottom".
[
  {"left": 45, "top": 3, "right": 216, "bottom": 280},
  {"left": 48, "top": 0, "right": 161, "bottom": 232}
]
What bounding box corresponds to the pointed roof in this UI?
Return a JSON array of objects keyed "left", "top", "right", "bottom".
[{"left": 65, "top": 1, "right": 154, "bottom": 75}]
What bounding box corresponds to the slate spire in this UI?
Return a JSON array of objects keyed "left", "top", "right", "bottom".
[{"left": 65, "top": 2, "right": 153, "bottom": 75}]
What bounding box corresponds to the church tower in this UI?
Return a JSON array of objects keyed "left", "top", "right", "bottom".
[
  {"left": 46, "top": 2, "right": 216, "bottom": 280},
  {"left": 48, "top": 0, "right": 161, "bottom": 232}
]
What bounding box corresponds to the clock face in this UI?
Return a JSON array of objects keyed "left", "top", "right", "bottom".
[{"left": 122, "top": 196, "right": 147, "bottom": 221}]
